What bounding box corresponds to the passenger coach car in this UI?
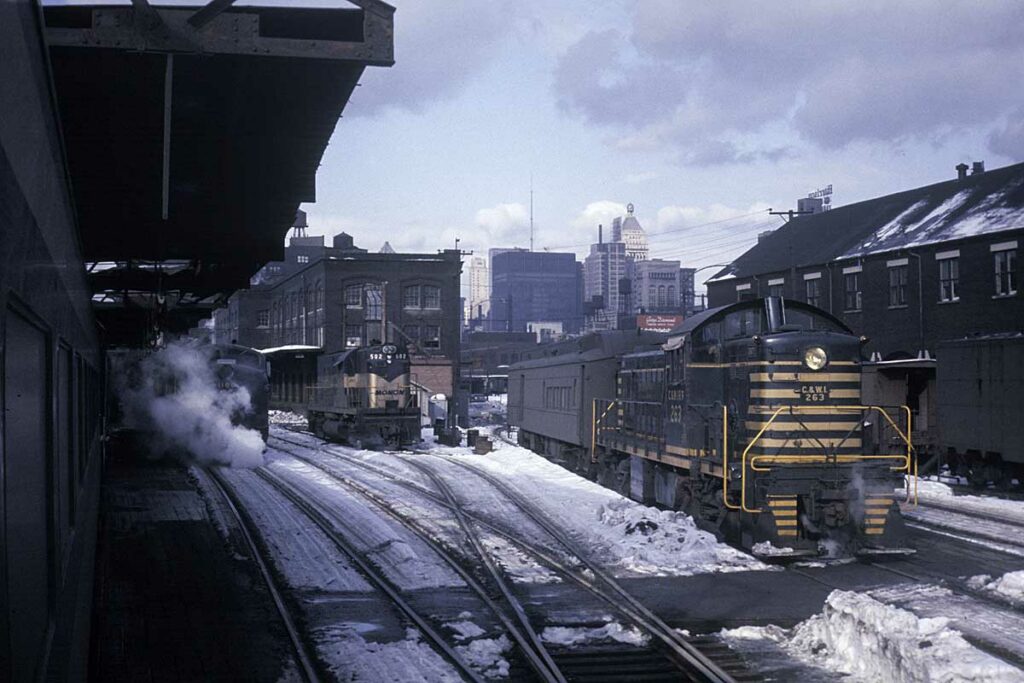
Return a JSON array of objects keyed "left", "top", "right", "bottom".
[{"left": 510, "top": 298, "right": 915, "bottom": 557}]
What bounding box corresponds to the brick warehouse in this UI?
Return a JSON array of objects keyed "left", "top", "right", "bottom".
[
  {"left": 215, "top": 231, "right": 465, "bottom": 424},
  {"left": 706, "top": 161, "right": 1023, "bottom": 359}
]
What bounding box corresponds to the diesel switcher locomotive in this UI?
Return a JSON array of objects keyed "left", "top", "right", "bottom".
[
  {"left": 307, "top": 342, "right": 420, "bottom": 447},
  {"left": 510, "top": 297, "right": 915, "bottom": 557}
]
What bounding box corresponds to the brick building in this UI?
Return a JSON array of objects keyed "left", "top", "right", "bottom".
[
  {"left": 214, "top": 231, "right": 465, "bottom": 424},
  {"left": 706, "top": 161, "right": 1023, "bottom": 360}
]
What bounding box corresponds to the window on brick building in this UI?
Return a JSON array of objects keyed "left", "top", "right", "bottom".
[
  {"left": 256, "top": 310, "right": 269, "bottom": 328},
  {"left": 423, "top": 285, "right": 441, "bottom": 309},
  {"left": 345, "top": 284, "right": 362, "bottom": 307},
  {"left": 345, "top": 324, "right": 362, "bottom": 348},
  {"left": 296, "top": 255, "right": 309, "bottom": 264},
  {"left": 422, "top": 325, "right": 440, "bottom": 349},
  {"left": 403, "top": 285, "right": 420, "bottom": 308},
  {"left": 844, "top": 273, "right": 862, "bottom": 311},
  {"left": 889, "top": 266, "right": 907, "bottom": 307},
  {"left": 938, "top": 256, "right": 959, "bottom": 302},
  {"left": 804, "top": 277, "right": 822, "bottom": 308},
  {"left": 995, "top": 248, "right": 1017, "bottom": 296}
]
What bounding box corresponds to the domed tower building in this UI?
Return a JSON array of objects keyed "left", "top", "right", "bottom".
[{"left": 612, "top": 203, "right": 649, "bottom": 261}]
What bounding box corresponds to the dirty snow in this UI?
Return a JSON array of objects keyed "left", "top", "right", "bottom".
[
  {"left": 314, "top": 626, "right": 463, "bottom": 682},
  {"left": 444, "top": 618, "right": 486, "bottom": 641},
  {"left": 481, "top": 534, "right": 563, "bottom": 584},
  {"left": 426, "top": 433, "right": 769, "bottom": 577},
  {"left": 541, "top": 622, "right": 650, "bottom": 648},
  {"left": 969, "top": 571, "right": 1024, "bottom": 607},
  {"left": 721, "top": 590, "right": 1023, "bottom": 682},
  {"left": 269, "top": 410, "right": 308, "bottom": 429},
  {"left": 216, "top": 468, "right": 372, "bottom": 592},
  {"left": 264, "top": 453, "right": 465, "bottom": 590},
  {"left": 454, "top": 635, "right": 512, "bottom": 678},
  {"left": 752, "top": 541, "right": 796, "bottom": 557},
  {"left": 869, "top": 582, "right": 1024, "bottom": 663}
]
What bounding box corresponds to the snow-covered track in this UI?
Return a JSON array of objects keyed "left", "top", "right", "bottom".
[
  {"left": 201, "top": 467, "right": 322, "bottom": 683},
  {"left": 908, "top": 496, "right": 1024, "bottom": 543},
  {"left": 418, "top": 454, "right": 741, "bottom": 683},
  {"left": 268, "top": 433, "right": 747, "bottom": 682},
  {"left": 264, "top": 439, "right": 567, "bottom": 683},
  {"left": 249, "top": 465, "right": 486, "bottom": 683}
]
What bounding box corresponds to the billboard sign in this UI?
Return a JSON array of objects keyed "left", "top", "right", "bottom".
[{"left": 637, "top": 314, "right": 684, "bottom": 332}]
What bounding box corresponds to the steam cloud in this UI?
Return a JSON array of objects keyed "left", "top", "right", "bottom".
[{"left": 112, "top": 341, "right": 265, "bottom": 468}]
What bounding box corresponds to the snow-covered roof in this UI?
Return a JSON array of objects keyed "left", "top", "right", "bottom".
[{"left": 709, "top": 161, "right": 1024, "bottom": 282}]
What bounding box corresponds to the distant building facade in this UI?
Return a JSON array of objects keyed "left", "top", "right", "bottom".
[
  {"left": 612, "top": 203, "right": 649, "bottom": 261},
  {"left": 632, "top": 259, "right": 683, "bottom": 313},
  {"left": 464, "top": 255, "right": 490, "bottom": 331},
  {"left": 583, "top": 237, "right": 627, "bottom": 331},
  {"left": 489, "top": 249, "right": 581, "bottom": 334}
]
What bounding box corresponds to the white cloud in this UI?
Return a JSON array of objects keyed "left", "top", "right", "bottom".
[
  {"left": 570, "top": 200, "right": 627, "bottom": 235},
  {"left": 624, "top": 171, "right": 658, "bottom": 184}
]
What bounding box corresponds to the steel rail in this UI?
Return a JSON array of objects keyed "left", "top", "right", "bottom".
[
  {"left": 263, "top": 439, "right": 564, "bottom": 683},
  {"left": 452, "top": 431, "right": 736, "bottom": 683},
  {"left": 250, "top": 467, "right": 486, "bottom": 683},
  {"left": 202, "top": 467, "right": 321, "bottom": 683},
  {"left": 399, "top": 457, "right": 568, "bottom": 683},
  {"left": 269, "top": 432, "right": 734, "bottom": 682}
]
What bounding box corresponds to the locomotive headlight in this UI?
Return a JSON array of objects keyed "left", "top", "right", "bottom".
[{"left": 803, "top": 346, "right": 828, "bottom": 370}]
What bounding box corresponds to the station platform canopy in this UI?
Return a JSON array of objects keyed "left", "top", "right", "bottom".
[{"left": 43, "top": 0, "right": 394, "bottom": 344}]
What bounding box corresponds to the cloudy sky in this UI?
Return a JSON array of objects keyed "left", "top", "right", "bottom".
[{"left": 295, "top": 0, "right": 1022, "bottom": 292}]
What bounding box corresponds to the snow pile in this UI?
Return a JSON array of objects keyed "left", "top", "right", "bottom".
[
  {"left": 269, "top": 410, "right": 307, "bottom": 429},
  {"left": 594, "top": 499, "right": 765, "bottom": 576},
  {"left": 752, "top": 541, "right": 795, "bottom": 557},
  {"left": 969, "top": 571, "right": 1024, "bottom": 606},
  {"left": 111, "top": 342, "right": 264, "bottom": 467},
  {"left": 444, "top": 618, "right": 486, "bottom": 641},
  {"left": 454, "top": 635, "right": 512, "bottom": 678},
  {"left": 722, "top": 590, "right": 1023, "bottom": 682},
  {"left": 437, "top": 434, "right": 769, "bottom": 577},
  {"left": 314, "top": 626, "right": 462, "bottom": 682},
  {"left": 541, "top": 622, "right": 649, "bottom": 648}
]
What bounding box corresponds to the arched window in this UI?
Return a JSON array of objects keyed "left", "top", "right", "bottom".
[
  {"left": 668, "top": 285, "right": 676, "bottom": 306},
  {"left": 423, "top": 285, "right": 441, "bottom": 309}
]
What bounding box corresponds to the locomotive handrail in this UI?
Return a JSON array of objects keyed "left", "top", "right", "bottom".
[
  {"left": 722, "top": 404, "right": 740, "bottom": 510},
  {"left": 590, "top": 398, "right": 619, "bottom": 464},
  {"left": 740, "top": 404, "right": 914, "bottom": 513}
]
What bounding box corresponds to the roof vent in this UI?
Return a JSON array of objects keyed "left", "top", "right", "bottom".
[
  {"left": 971, "top": 160, "right": 985, "bottom": 175},
  {"left": 956, "top": 163, "right": 969, "bottom": 180}
]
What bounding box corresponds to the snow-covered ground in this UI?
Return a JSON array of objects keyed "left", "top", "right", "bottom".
[
  {"left": 969, "top": 570, "right": 1024, "bottom": 607},
  {"left": 313, "top": 626, "right": 463, "bottom": 682},
  {"left": 420, "top": 428, "right": 770, "bottom": 578},
  {"left": 902, "top": 476, "right": 1024, "bottom": 525},
  {"left": 468, "top": 395, "right": 507, "bottom": 426},
  {"left": 722, "top": 590, "right": 1023, "bottom": 682},
  {"left": 269, "top": 409, "right": 308, "bottom": 429}
]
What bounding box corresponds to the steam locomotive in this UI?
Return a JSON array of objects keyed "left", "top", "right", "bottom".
[
  {"left": 509, "top": 297, "right": 915, "bottom": 558},
  {"left": 307, "top": 342, "right": 420, "bottom": 447}
]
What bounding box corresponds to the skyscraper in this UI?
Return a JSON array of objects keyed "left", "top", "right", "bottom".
[
  {"left": 612, "top": 203, "right": 649, "bottom": 261},
  {"left": 583, "top": 226, "right": 627, "bottom": 331},
  {"left": 464, "top": 255, "right": 490, "bottom": 328},
  {"left": 489, "top": 250, "right": 581, "bottom": 333}
]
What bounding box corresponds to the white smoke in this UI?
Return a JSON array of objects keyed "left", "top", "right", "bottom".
[{"left": 112, "top": 341, "right": 265, "bottom": 468}]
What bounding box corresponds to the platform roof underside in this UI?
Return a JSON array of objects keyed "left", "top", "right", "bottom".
[{"left": 44, "top": 1, "right": 393, "bottom": 343}]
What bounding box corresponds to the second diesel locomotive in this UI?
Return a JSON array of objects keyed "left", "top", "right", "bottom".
[
  {"left": 510, "top": 297, "right": 915, "bottom": 558},
  {"left": 307, "top": 342, "right": 420, "bottom": 447}
]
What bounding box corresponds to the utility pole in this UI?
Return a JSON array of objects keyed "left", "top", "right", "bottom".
[{"left": 768, "top": 207, "right": 814, "bottom": 223}]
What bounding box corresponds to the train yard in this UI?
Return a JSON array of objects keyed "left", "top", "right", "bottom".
[{"left": 156, "top": 418, "right": 1024, "bottom": 682}]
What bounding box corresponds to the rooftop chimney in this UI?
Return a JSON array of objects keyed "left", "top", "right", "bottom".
[
  {"left": 956, "top": 163, "right": 969, "bottom": 180},
  {"left": 971, "top": 160, "right": 985, "bottom": 175},
  {"left": 598, "top": 223, "right": 603, "bottom": 244}
]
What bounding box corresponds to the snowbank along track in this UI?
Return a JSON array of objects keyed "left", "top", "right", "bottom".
[
  {"left": 270, "top": 430, "right": 753, "bottom": 682},
  {"left": 200, "top": 468, "right": 322, "bottom": 683}
]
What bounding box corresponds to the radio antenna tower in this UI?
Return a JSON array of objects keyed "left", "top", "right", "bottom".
[{"left": 529, "top": 174, "right": 534, "bottom": 252}]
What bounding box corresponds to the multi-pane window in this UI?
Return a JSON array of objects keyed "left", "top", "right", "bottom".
[
  {"left": 345, "top": 284, "right": 362, "bottom": 307},
  {"left": 364, "top": 284, "right": 383, "bottom": 321},
  {"left": 403, "top": 285, "right": 420, "bottom": 308},
  {"left": 768, "top": 283, "right": 784, "bottom": 298},
  {"left": 889, "top": 266, "right": 907, "bottom": 307},
  {"left": 296, "top": 255, "right": 309, "bottom": 264},
  {"left": 995, "top": 248, "right": 1017, "bottom": 296},
  {"left": 256, "top": 310, "right": 270, "bottom": 328},
  {"left": 844, "top": 273, "right": 862, "bottom": 311},
  {"left": 938, "top": 256, "right": 959, "bottom": 302},
  {"left": 423, "top": 285, "right": 441, "bottom": 309},
  {"left": 804, "top": 278, "right": 821, "bottom": 308},
  {"left": 422, "top": 325, "right": 440, "bottom": 349},
  {"left": 344, "top": 324, "right": 362, "bottom": 348}
]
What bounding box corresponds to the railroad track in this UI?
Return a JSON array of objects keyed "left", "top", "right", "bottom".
[
  {"left": 198, "top": 467, "right": 322, "bottom": 683},
  {"left": 268, "top": 431, "right": 752, "bottom": 682}
]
